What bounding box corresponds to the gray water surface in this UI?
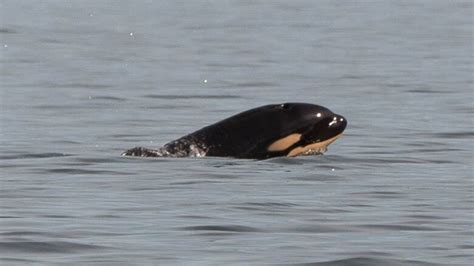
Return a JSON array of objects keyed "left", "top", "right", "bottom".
[{"left": 1, "top": 0, "right": 473, "bottom": 265}]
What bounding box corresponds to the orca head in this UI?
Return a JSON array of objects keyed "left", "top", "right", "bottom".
[{"left": 266, "top": 103, "right": 347, "bottom": 158}]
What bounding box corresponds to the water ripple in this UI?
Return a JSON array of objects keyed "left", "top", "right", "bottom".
[
  {"left": 245, "top": 202, "right": 299, "bottom": 208},
  {"left": 0, "top": 241, "right": 105, "bottom": 253},
  {"left": 0, "top": 28, "right": 17, "bottom": 34},
  {"left": 350, "top": 191, "right": 404, "bottom": 199},
  {"left": 432, "top": 131, "right": 474, "bottom": 139},
  {"left": 231, "top": 81, "right": 277, "bottom": 88},
  {"left": 0, "top": 153, "right": 71, "bottom": 160},
  {"left": 87, "top": 96, "right": 127, "bottom": 101},
  {"left": 291, "top": 257, "right": 441, "bottom": 266},
  {"left": 286, "top": 224, "right": 352, "bottom": 233},
  {"left": 143, "top": 94, "right": 243, "bottom": 100},
  {"left": 180, "top": 225, "right": 262, "bottom": 233},
  {"left": 45, "top": 168, "right": 124, "bottom": 175},
  {"left": 405, "top": 89, "right": 453, "bottom": 94},
  {"left": 357, "top": 224, "right": 440, "bottom": 231}
]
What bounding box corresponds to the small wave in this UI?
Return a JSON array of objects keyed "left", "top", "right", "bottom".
[
  {"left": 268, "top": 159, "right": 305, "bottom": 165},
  {"left": 27, "top": 82, "right": 112, "bottom": 89},
  {"left": 87, "top": 96, "right": 127, "bottom": 101},
  {"left": 110, "top": 133, "right": 148, "bottom": 138},
  {"left": 0, "top": 231, "right": 68, "bottom": 239},
  {"left": 405, "top": 89, "right": 453, "bottom": 94},
  {"left": 180, "top": 225, "right": 261, "bottom": 233},
  {"left": 233, "top": 201, "right": 300, "bottom": 212},
  {"left": 350, "top": 191, "right": 404, "bottom": 199},
  {"left": 177, "top": 215, "right": 212, "bottom": 220},
  {"left": 34, "top": 105, "right": 71, "bottom": 109},
  {"left": 433, "top": 131, "right": 474, "bottom": 139},
  {"left": 143, "top": 94, "right": 242, "bottom": 100},
  {"left": 291, "top": 257, "right": 441, "bottom": 266},
  {"left": 54, "top": 83, "right": 112, "bottom": 89},
  {"left": 245, "top": 202, "right": 300, "bottom": 208},
  {"left": 40, "top": 215, "right": 75, "bottom": 219},
  {"left": 0, "top": 153, "right": 70, "bottom": 160},
  {"left": 338, "top": 157, "right": 455, "bottom": 165},
  {"left": 405, "top": 214, "right": 447, "bottom": 220},
  {"left": 51, "top": 140, "right": 82, "bottom": 144},
  {"left": 231, "top": 81, "right": 277, "bottom": 88},
  {"left": 205, "top": 62, "right": 262, "bottom": 68},
  {"left": 0, "top": 231, "right": 43, "bottom": 236},
  {"left": 39, "top": 38, "right": 63, "bottom": 44},
  {"left": 0, "top": 258, "right": 37, "bottom": 263},
  {"left": 409, "top": 148, "right": 464, "bottom": 153},
  {"left": 45, "top": 168, "right": 125, "bottom": 175},
  {"left": 140, "top": 105, "right": 196, "bottom": 110},
  {"left": 412, "top": 131, "right": 474, "bottom": 139},
  {"left": 73, "top": 157, "right": 125, "bottom": 164},
  {"left": 0, "top": 241, "right": 104, "bottom": 253},
  {"left": 286, "top": 224, "right": 351, "bottom": 234},
  {"left": 288, "top": 174, "right": 346, "bottom": 182},
  {"left": 0, "top": 28, "right": 17, "bottom": 34},
  {"left": 168, "top": 180, "right": 222, "bottom": 185},
  {"left": 339, "top": 74, "right": 366, "bottom": 80},
  {"left": 458, "top": 244, "right": 474, "bottom": 249},
  {"left": 357, "top": 224, "right": 440, "bottom": 231}
]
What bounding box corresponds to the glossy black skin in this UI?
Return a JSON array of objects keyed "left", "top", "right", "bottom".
[{"left": 168, "top": 103, "right": 347, "bottom": 159}]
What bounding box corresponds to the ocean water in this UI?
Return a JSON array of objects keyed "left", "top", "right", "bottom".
[{"left": 1, "top": 0, "right": 473, "bottom": 265}]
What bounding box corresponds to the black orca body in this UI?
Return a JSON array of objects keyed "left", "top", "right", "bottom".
[{"left": 122, "top": 103, "right": 347, "bottom": 159}]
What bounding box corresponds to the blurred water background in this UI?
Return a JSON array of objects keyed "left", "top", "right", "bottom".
[{"left": 1, "top": 0, "right": 473, "bottom": 265}]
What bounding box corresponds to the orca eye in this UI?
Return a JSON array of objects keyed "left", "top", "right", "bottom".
[{"left": 280, "top": 103, "right": 290, "bottom": 110}]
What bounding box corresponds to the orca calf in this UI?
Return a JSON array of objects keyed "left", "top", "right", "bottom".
[{"left": 123, "top": 103, "right": 347, "bottom": 159}]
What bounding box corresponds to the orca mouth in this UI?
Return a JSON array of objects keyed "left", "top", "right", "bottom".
[{"left": 287, "top": 133, "right": 343, "bottom": 157}]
